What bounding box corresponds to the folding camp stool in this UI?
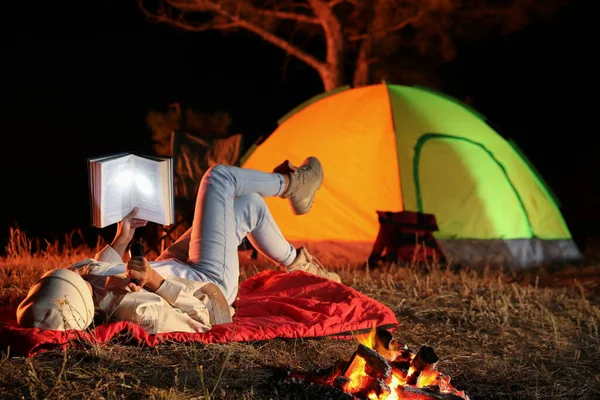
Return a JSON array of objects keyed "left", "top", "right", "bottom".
[{"left": 368, "top": 211, "right": 445, "bottom": 266}]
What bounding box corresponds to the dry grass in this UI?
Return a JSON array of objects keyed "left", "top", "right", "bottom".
[{"left": 1, "top": 228, "right": 599, "bottom": 399}]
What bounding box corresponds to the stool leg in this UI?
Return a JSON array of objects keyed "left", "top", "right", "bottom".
[{"left": 369, "top": 226, "right": 387, "bottom": 266}]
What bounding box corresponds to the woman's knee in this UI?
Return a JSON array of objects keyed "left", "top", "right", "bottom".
[
  {"left": 234, "top": 193, "right": 267, "bottom": 227},
  {"left": 204, "top": 164, "right": 231, "bottom": 179},
  {"left": 238, "top": 193, "right": 266, "bottom": 214},
  {"left": 202, "top": 165, "right": 236, "bottom": 188}
]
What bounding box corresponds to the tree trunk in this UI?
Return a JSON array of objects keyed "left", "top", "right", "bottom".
[
  {"left": 353, "top": 40, "right": 372, "bottom": 88},
  {"left": 322, "top": 25, "right": 345, "bottom": 92},
  {"left": 309, "top": 0, "right": 346, "bottom": 92},
  {"left": 352, "top": 0, "right": 389, "bottom": 88},
  {"left": 319, "top": 65, "right": 345, "bottom": 92}
]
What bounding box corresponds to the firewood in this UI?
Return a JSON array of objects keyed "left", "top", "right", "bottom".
[
  {"left": 373, "top": 327, "right": 403, "bottom": 360},
  {"left": 286, "top": 341, "right": 468, "bottom": 400},
  {"left": 375, "top": 326, "right": 394, "bottom": 346},
  {"left": 340, "top": 351, "right": 360, "bottom": 377},
  {"left": 391, "top": 359, "right": 411, "bottom": 373},
  {"left": 406, "top": 370, "right": 422, "bottom": 386},
  {"left": 333, "top": 375, "right": 352, "bottom": 390},
  {"left": 390, "top": 349, "right": 415, "bottom": 377},
  {"left": 314, "top": 359, "right": 347, "bottom": 382},
  {"left": 411, "top": 345, "right": 439, "bottom": 371},
  {"left": 405, "top": 346, "right": 438, "bottom": 385},
  {"left": 397, "top": 348, "right": 415, "bottom": 361},
  {"left": 356, "top": 344, "right": 392, "bottom": 380},
  {"left": 354, "top": 377, "right": 392, "bottom": 398}
]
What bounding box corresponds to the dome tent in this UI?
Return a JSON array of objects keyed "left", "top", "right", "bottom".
[{"left": 241, "top": 83, "right": 581, "bottom": 269}]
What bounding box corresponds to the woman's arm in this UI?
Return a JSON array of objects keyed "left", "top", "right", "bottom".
[
  {"left": 110, "top": 207, "right": 148, "bottom": 259},
  {"left": 93, "top": 208, "right": 148, "bottom": 262},
  {"left": 125, "top": 255, "right": 165, "bottom": 292},
  {"left": 109, "top": 286, "right": 213, "bottom": 334}
]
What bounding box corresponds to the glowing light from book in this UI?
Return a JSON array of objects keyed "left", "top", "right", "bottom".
[
  {"left": 115, "top": 170, "right": 134, "bottom": 187},
  {"left": 135, "top": 173, "right": 154, "bottom": 196},
  {"left": 113, "top": 170, "right": 154, "bottom": 196}
]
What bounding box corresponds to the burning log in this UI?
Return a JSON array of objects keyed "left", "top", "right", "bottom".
[
  {"left": 406, "top": 346, "right": 439, "bottom": 386},
  {"left": 390, "top": 348, "right": 415, "bottom": 373},
  {"left": 372, "top": 326, "right": 403, "bottom": 361},
  {"left": 354, "top": 378, "right": 392, "bottom": 399},
  {"left": 290, "top": 359, "right": 347, "bottom": 386},
  {"left": 373, "top": 325, "right": 416, "bottom": 376},
  {"left": 411, "top": 346, "right": 439, "bottom": 371},
  {"left": 282, "top": 326, "right": 469, "bottom": 400},
  {"left": 390, "top": 358, "right": 411, "bottom": 373},
  {"left": 356, "top": 344, "right": 392, "bottom": 380},
  {"left": 338, "top": 344, "right": 394, "bottom": 398},
  {"left": 333, "top": 375, "right": 352, "bottom": 389}
]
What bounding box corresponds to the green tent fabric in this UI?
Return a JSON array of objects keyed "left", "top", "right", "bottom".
[{"left": 389, "top": 85, "right": 581, "bottom": 267}]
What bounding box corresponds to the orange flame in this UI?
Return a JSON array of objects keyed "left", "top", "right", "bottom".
[
  {"left": 341, "top": 323, "right": 469, "bottom": 400},
  {"left": 357, "top": 322, "right": 377, "bottom": 347}
]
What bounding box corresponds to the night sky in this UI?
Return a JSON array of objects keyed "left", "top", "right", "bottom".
[{"left": 0, "top": 0, "right": 595, "bottom": 254}]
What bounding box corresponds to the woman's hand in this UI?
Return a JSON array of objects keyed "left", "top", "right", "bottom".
[
  {"left": 110, "top": 207, "right": 148, "bottom": 258},
  {"left": 126, "top": 256, "right": 165, "bottom": 292}
]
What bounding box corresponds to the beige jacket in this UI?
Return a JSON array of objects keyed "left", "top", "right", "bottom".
[{"left": 71, "top": 245, "right": 233, "bottom": 335}]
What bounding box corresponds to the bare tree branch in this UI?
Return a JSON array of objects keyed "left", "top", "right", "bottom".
[
  {"left": 163, "top": 0, "right": 321, "bottom": 24},
  {"left": 255, "top": 9, "right": 320, "bottom": 24},
  {"left": 135, "top": 0, "right": 562, "bottom": 91},
  {"left": 348, "top": 10, "right": 426, "bottom": 41},
  {"left": 139, "top": 0, "right": 326, "bottom": 72},
  {"left": 138, "top": 1, "right": 239, "bottom": 32},
  {"left": 203, "top": 1, "right": 327, "bottom": 72},
  {"left": 328, "top": 0, "right": 357, "bottom": 7},
  {"left": 161, "top": 0, "right": 204, "bottom": 12}
]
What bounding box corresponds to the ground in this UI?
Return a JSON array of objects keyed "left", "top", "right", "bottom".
[{"left": 0, "top": 228, "right": 599, "bottom": 399}]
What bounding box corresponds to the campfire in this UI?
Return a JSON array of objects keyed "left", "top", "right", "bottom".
[{"left": 286, "top": 325, "right": 470, "bottom": 400}]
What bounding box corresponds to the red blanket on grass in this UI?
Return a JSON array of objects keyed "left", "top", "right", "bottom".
[{"left": 0, "top": 270, "right": 399, "bottom": 357}]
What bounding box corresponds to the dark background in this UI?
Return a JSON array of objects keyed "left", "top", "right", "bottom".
[{"left": 0, "top": 0, "right": 595, "bottom": 254}]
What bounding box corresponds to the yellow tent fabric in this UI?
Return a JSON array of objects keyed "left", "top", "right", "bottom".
[{"left": 244, "top": 85, "right": 402, "bottom": 244}]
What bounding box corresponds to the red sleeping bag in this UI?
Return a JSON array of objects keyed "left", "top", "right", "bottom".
[{"left": 0, "top": 270, "right": 399, "bottom": 357}]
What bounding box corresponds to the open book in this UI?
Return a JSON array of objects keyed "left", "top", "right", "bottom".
[{"left": 88, "top": 152, "right": 175, "bottom": 228}]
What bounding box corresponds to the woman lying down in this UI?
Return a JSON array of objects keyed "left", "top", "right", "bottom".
[{"left": 16, "top": 160, "right": 341, "bottom": 334}]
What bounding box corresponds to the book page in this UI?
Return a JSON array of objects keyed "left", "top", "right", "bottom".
[
  {"left": 158, "top": 157, "right": 175, "bottom": 225},
  {"left": 99, "top": 155, "right": 135, "bottom": 227},
  {"left": 132, "top": 156, "right": 168, "bottom": 225}
]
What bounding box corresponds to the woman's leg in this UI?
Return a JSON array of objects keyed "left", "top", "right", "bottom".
[
  {"left": 233, "top": 193, "right": 297, "bottom": 267},
  {"left": 171, "top": 159, "right": 324, "bottom": 303},
  {"left": 187, "top": 165, "right": 287, "bottom": 304},
  {"left": 156, "top": 194, "right": 297, "bottom": 269},
  {"left": 234, "top": 193, "right": 341, "bottom": 284},
  {"left": 154, "top": 228, "right": 191, "bottom": 263}
]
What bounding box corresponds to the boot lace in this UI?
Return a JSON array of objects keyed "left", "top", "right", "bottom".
[
  {"left": 303, "top": 251, "right": 334, "bottom": 279},
  {"left": 294, "top": 163, "right": 312, "bottom": 184}
]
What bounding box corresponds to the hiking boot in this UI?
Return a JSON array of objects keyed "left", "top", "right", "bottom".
[
  {"left": 274, "top": 157, "right": 323, "bottom": 215},
  {"left": 286, "top": 247, "right": 341, "bottom": 283}
]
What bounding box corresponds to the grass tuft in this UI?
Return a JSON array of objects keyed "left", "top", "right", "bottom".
[{"left": 1, "top": 227, "right": 599, "bottom": 399}]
